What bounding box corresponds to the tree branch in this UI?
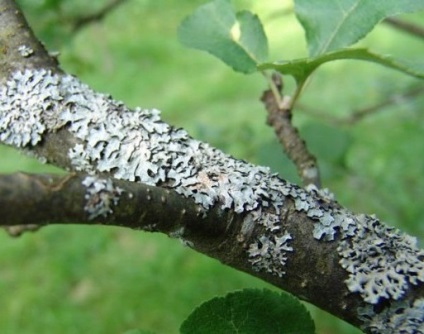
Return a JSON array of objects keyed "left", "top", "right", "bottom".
[
  {"left": 1, "top": 1, "right": 424, "bottom": 332},
  {"left": 261, "top": 73, "right": 321, "bottom": 188},
  {"left": 297, "top": 85, "right": 424, "bottom": 125},
  {"left": 0, "top": 172, "right": 222, "bottom": 236},
  {"left": 0, "top": 0, "right": 58, "bottom": 81},
  {"left": 383, "top": 17, "right": 424, "bottom": 40},
  {"left": 71, "top": 0, "right": 128, "bottom": 32}
]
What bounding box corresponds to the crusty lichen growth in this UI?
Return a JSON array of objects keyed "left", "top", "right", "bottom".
[
  {"left": 303, "top": 185, "right": 424, "bottom": 306},
  {"left": 0, "top": 70, "right": 59, "bottom": 147},
  {"left": 1, "top": 69, "right": 423, "bottom": 299},
  {"left": 248, "top": 231, "right": 293, "bottom": 277},
  {"left": 359, "top": 299, "right": 424, "bottom": 333},
  {"left": 18, "top": 45, "right": 34, "bottom": 57},
  {"left": 338, "top": 214, "right": 424, "bottom": 304},
  {"left": 0, "top": 69, "right": 297, "bottom": 278},
  {"left": 82, "top": 176, "right": 123, "bottom": 220}
]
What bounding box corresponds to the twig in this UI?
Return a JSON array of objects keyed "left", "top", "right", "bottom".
[
  {"left": 298, "top": 85, "right": 424, "bottom": 125},
  {"left": 383, "top": 17, "right": 424, "bottom": 40},
  {"left": 72, "top": 0, "right": 128, "bottom": 32},
  {"left": 264, "top": 7, "right": 293, "bottom": 23},
  {"left": 346, "top": 85, "right": 424, "bottom": 123},
  {"left": 3, "top": 225, "right": 42, "bottom": 237},
  {"left": 261, "top": 73, "right": 321, "bottom": 188}
]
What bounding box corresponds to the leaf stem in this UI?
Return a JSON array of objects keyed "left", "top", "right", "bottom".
[
  {"left": 262, "top": 70, "right": 310, "bottom": 111},
  {"left": 289, "top": 79, "right": 307, "bottom": 110},
  {"left": 262, "top": 71, "right": 284, "bottom": 108}
]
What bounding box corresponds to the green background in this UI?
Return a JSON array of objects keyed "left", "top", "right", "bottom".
[{"left": 0, "top": 0, "right": 423, "bottom": 333}]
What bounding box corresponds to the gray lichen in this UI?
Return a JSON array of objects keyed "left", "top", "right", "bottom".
[
  {"left": 169, "top": 226, "right": 194, "bottom": 248},
  {"left": 248, "top": 232, "right": 293, "bottom": 277},
  {"left": 1, "top": 68, "right": 424, "bottom": 300},
  {"left": 0, "top": 69, "right": 297, "bottom": 277},
  {"left": 18, "top": 45, "right": 34, "bottom": 57},
  {"left": 0, "top": 70, "right": 52, "bottom": 146},
  {"left": 82, "top": 176, "right": 123, "bottom": 220},
  {"left": 338, "top": 214, "right": 424, "bottom": 304},
  {"left": 359, "top": 299, "right": 424, "bottom": 333},
  {"left": 244, "top": 206, "right": 294, "bottom": 277},
  {"left": 303, "top": 184, "right": 424, "bottom": 305}
]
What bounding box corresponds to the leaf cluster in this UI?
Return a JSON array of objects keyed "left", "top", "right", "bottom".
[{"left": 178, "top": 0, "right": 424, "bottom": 107}]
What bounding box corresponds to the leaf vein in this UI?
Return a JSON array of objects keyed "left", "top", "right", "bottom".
[{"left": 317, "top": 0, "right": 363, "bottom": 55}]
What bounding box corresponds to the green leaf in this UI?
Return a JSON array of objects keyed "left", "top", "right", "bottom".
[
  {"left": 259, "top": 48, "right": 424, "bottom": 85},
  {"left": 180, "top": 289, "right": 315, "bottom": 334},
  {"left": 294, "top": 0, "right": 424, "bottom": 56},
  {"left": 178, "top": 0, "right": 268, "bottom": 73}
]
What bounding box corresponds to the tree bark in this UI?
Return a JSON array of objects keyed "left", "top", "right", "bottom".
[{"left": 1, "top": 1, "right": 423, "bottom": 333}]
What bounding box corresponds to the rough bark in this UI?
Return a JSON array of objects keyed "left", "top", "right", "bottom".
[
  {"left": 261, "top": 73, "right": 320, "bottom": 187},
  {"left": 0, "top": 1, "right": 423, "bottom": 333}
]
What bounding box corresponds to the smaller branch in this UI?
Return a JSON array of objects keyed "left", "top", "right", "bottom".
[
  {"left": 264, "top": 7, "right": 293, "bottom": 23},
  {"left": 261, "top": 73, "right": 321, "bottom": 188},
  {"left": 298, "top": 85, "right": 424, "bottom": 125},
  {"left": 383, "top": 17, "right": 424, "bottom": 40},
  {"left": 72, "top": 0, "right": 128, "bottom": 32},
  {"left": 0, "top": 172, "right": 204, "bottom": 233},
  {"left": 3, "top": 225, "right": 42, "bottom": 237},
  {"left": 289, "top": 77, "right": 309, "bottom": 110},
  {"left": 346, "top": 85, "right": 424, "bottom": 123}
]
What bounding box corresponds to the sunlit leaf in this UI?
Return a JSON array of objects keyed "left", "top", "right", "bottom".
[
  {"left": 294, "top": 0, "right": 424, "bottom": 56},
  {"left": 178, "top": 0, "right": 268, "bottom": 73}
]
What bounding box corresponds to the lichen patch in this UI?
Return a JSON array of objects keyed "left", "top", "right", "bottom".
[
  {"left": 359, "top": 299, "right": 424, "bottom": 333},
  {"left": 18, "top": 45, "right": 34, "bottom": 57},
  {"left": 248, "top": 232, "right": 293, "bottom": 277},
  {"left": 338, "top": 215, "right": 424, "bottom": 304},
  {"left": 2, "top": 69, "right": 424, "bottom": 291},
  {"left": 82, "top": 176, "right": 123, "bottom": 220}
]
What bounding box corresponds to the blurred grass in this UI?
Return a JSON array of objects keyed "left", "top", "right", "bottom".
[{"left": 1, "top": 0, "right": 423, "bottom": 333}]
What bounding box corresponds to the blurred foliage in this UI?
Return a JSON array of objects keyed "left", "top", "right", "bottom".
[{"left": 1, "top": 0, "right": 423, "bottom": 333}]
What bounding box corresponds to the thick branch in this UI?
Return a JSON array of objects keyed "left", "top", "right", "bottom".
[
  {"left": 1, "top": 1, "right": 424, "bottom": 333},
  {"left": 0, "top": 0, "right": 58, "bottom": 82}
]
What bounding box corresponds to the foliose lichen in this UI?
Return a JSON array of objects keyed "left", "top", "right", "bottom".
[
  {"left": 338, "top": 214, "right": 424, "bottom": 304},
  {"left": 0, "top": 70, "right": 63, "bottom": 147},
  {"left": 82, "top": 176, "right": 123, "bottom": 220},
  {"left": 248, "top": 232, "right": 293, "bottom": 277},
  {"left": 304, "top": 184, "right": 424, "bottom": 306},
  {"left": 18, "top": 45, "right": 34, "bottom": 57},
  {"left": 0, "top": 69, "right": 297, "bottom": 277},
  {"left": 169, "top": 226, "right": 194, "bottom": 248},
  {"left": 359, "top": 299, "right": 424, "bottom": 333},
  {"left": 2, "top": 68, "right": 424, "bottom": 295}
]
